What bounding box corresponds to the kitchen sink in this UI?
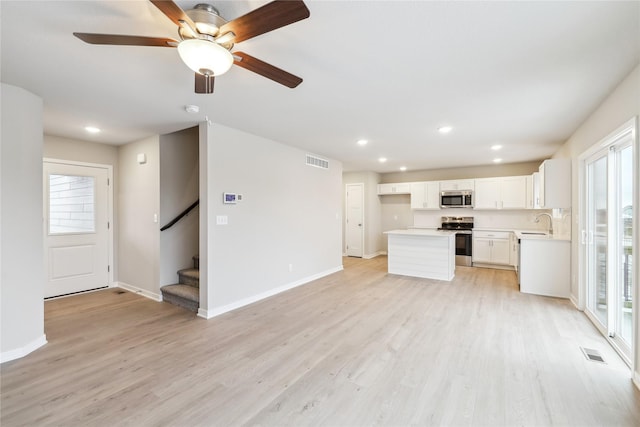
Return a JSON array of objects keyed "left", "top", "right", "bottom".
[{"left": 521, "top": 232, "right": 547, "bottom": 235}]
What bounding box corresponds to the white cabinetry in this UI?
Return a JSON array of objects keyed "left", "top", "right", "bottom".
[
  {"left": 526, "top": 173, "right": 541, "bottom": 209},
  {"left": 539, "top": 159, "right": 571, "bottom": 208},
  {"left": 520, "top": 239, "right": 570, "bottom": 298},
  {"left": 378, "top": 183, "right": 411, "bottom": 195},
  {"left": 473, "top": 230, "right": 511, "bottom": 265},
  {"left": 474, "top": 176, "right": 527, "bottom": 209},
  {"left": 410, "top": 181, "right": 440, "bottom": 209},
  {"left": 440, "top": 179, "right": 474, "bottom": 191},
  {"left": 509, "top": 232, "right": 518, "bottom": 266}
]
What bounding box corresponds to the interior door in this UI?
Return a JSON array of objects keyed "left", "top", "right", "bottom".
[
  {"left": 345, "top": 183, "right": 364, "bottom": 257},
  {"left": 44, "top": 162, "right": 110, "bottom": 298}
]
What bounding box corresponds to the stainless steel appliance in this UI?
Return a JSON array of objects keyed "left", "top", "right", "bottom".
[
  {"left": 440, "top": 190, "right": 473, "bottom": 208},
  {"left": 438, "top": 216, "right": 474, "bottom": 266}
]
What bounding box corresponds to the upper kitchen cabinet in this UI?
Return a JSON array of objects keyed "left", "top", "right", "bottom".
[
  {"left": 440, "top": 179, "right": 475, "bottom": 191},
  {"left": 411, "top": 181, "right": 440, "bottom": 210},
  {"left": 378, "top": 183, "right": 411, "bottom": 195},
  {"left": 526, "top": 173, "right": 542, "bottom": 209},
  {"left": 474, "top": 176, "right": 528, "bottom": 209},
  {"left": 538, "top": 159, "right": 571, "bottom": 208}
]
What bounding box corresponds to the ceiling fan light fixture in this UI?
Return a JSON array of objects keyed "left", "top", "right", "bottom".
[{"left": 177, "top": 38, "right": 233, "bottom": 76}]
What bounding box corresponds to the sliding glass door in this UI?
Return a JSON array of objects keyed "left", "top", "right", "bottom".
[
  {"left": 582, "top": 120, "right": 635, "bottom": 364},
  {"left": 585, "top": 152, "right": 608, "bottom": 328},
  {"left": 615, "top": 144, "right": 633, "bottom": 351}
]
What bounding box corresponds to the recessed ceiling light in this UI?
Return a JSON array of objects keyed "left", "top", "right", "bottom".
[
  {"left": 493, "top": 158, "right": 503, "bottom": 163},
  {"left": 378, "top": 157, "right": 387, "bottom": 163},
  {"left": 438, "top": 126, "right": 453, "bottom": 134},
  {"left": 84, "top": 126, "right": 101, "bottom": 134},
  {"left": 491, "top": 144, "right": 503, "bottom": 151},
  {"left": 400, "top": 166, "right": 407, "bottom": 171},
  {"left": 357, "top": 139, "right": 368, "bottom": 146}
]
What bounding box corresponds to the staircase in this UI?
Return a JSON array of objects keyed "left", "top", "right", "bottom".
[{"left": 161, "top": 255, "right": 199, "bottom": 312}]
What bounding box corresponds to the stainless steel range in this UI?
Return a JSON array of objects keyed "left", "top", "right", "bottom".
[{"left": 438, "top": 216, "right": 473, "bottom": 266}]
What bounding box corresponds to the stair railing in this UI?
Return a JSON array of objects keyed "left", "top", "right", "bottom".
[{"left": 160, "top": 199, "right": 199, "bottom": 231}]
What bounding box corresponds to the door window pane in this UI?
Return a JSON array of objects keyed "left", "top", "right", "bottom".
[
  {"left": 49, "top": 174, "right": 95, "bottom": 234},
  {"left": 618, "top": 145, "right": 633, "bottom": 345},
  {"left": 587, "top": 155, "right": 608, "bottom": 327}
]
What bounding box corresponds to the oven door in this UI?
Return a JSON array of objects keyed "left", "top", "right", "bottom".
[{"left": 455, "top": 232, "right": 472, "bottom": 266}]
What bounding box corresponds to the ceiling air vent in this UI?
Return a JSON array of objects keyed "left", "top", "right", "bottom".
[{"left": 306, "top": 154, "right": 329, "bottom": 170}]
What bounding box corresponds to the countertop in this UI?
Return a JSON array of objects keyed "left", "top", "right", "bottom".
[
  {"left": 513, "top": 230, "right": 571, "bottom": 241},
  {"left": 384, "top": 229, "right": 455, "bottom": 237},
  {"left": 408, "top": 226, "right": 570, "bottom": 241}
]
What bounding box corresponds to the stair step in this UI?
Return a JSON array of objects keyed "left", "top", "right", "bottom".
[
  {"left": 178, "top": 268, "right": 199, "bottom": 287},
  {"left": 193, "top": 255, "right": 199, "bottom": 269},
  {"left": 161, "top": 284, "right": 199, "bottom": 312}
]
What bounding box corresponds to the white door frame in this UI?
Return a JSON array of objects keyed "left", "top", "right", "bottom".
[
  {"left": 345, "top": 183, "right": 364, "bottom": 257},
  {"left": 43, "top": 158, "right": 114, "bottom": 290}
]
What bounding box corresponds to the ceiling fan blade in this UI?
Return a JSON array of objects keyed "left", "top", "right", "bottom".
[
  {"left": 220, "top": 0, "right": 310, "bottom": 43},
  {"left": 73, "top": 33, "right": 178, "bottom": 47},
  {"left": 233, "top": 52, "right": 302, "bottom": 88},
  {"left": 195, "top": 73, "right": 214, "bottom": 94},
  {"left": 149, "top": 0, "right": 198, "bottom": 34}
]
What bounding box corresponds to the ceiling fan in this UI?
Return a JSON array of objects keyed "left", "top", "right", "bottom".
[{"left": 73, "top": 0, "right": 309, "bottom": 94}]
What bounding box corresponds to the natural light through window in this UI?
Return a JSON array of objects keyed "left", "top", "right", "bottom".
[{"left": 49, "top": 174, "right": 96, "bottom": 234}]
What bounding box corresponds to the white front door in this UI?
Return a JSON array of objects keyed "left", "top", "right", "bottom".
[
  {"left": 44, "top": 161, "right": 110, "bottom": 298},
  {"left": 345, "top": 183, "right": 364, "bottom": 257}
]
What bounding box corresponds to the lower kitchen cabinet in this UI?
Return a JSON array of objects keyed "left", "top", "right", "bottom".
[
  {"left": 472, "top": 230, "right": 511, "bottom": 265},
  {"left": 519, "top": 238, "right": 570, "bottom": 298}
]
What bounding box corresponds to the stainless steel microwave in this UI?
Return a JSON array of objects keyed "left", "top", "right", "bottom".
[{"left": 440, "top": 190, "right": 473, "bottom": 208}]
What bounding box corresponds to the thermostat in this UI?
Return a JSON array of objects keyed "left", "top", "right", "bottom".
[{"left": 223, "top": 192, "right": 239, "bottom": 204}]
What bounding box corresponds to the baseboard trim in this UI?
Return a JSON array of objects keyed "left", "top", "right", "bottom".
[
  {"left": 1, "top": 334, "right": 47, "bottom": 364},
  {"left": 569, "top": 294, "right": 581, "bottom": 310},
  {"left": 633, "top": 371, "right": 640, "bottom": 392},
  {"left": 363, "top": 251, "right": 384, "bottom": 259},
  {"left": 197, "top": 265, "right": 344, "bottom": 320},
  {"left": 117, "top": 282, "right": 162, "bottom": 302},
  {"left": 471, "top": 262, "right": 515, "bottom": 271}
]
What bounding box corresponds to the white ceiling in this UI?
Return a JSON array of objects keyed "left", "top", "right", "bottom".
[{"left": 2, "top": 1, "right": 639, "bottom": 172}]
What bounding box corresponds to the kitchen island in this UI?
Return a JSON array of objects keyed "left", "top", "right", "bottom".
[{"left": 384, "top": 229, "right": 456, "bottom": 281}]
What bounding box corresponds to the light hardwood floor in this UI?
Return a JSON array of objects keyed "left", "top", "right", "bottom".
[{"left": 2, "top": 257, "right": 639, "bottom": 426}]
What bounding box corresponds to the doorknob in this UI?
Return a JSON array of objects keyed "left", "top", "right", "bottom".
[{"left": 358, "top": 223, "right": 362, "bottom": 226}]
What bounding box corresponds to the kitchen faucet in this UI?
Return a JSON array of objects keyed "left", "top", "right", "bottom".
[{"left": 535, "top": 212, "right": 553, "bottom": 235}]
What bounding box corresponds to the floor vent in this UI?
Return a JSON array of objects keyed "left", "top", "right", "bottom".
[
  {"left": 115, "top": 290, "right": 127, "bottom": 295},
  {"left": 580, "top": 347, "right": 606, "bottom": 363},
  {"left": 306, "top": 154, "right": 329, "bottom": 169}
]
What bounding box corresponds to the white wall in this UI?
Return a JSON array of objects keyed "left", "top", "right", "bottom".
[
  {"left": 200, "top": 123, "right": 343, "bottom": 317},
  {"left": 381, "top": 161, "right": 541, "bottom": 183},
  {"left": 43, "top": 135, "right": 119, "bottom": 280},
  {"left": 1, "top": 84, "right": 47, "bottom": 362},
  {"left": 117, "top": 136, "right": 161, "bottom": 299},
  {"left": 159, "top": 126, "right": 199, "bottom": 285},
  {"left": 342, "top": 171, "right": 382, "bottom": 258},
  {"left": 552, "top": 63, "right": 640, "bottom": 387}
]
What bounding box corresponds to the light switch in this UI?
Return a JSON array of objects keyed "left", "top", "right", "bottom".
[{"left": 216, "top": 215, "right": 228, "bottom": 225}]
